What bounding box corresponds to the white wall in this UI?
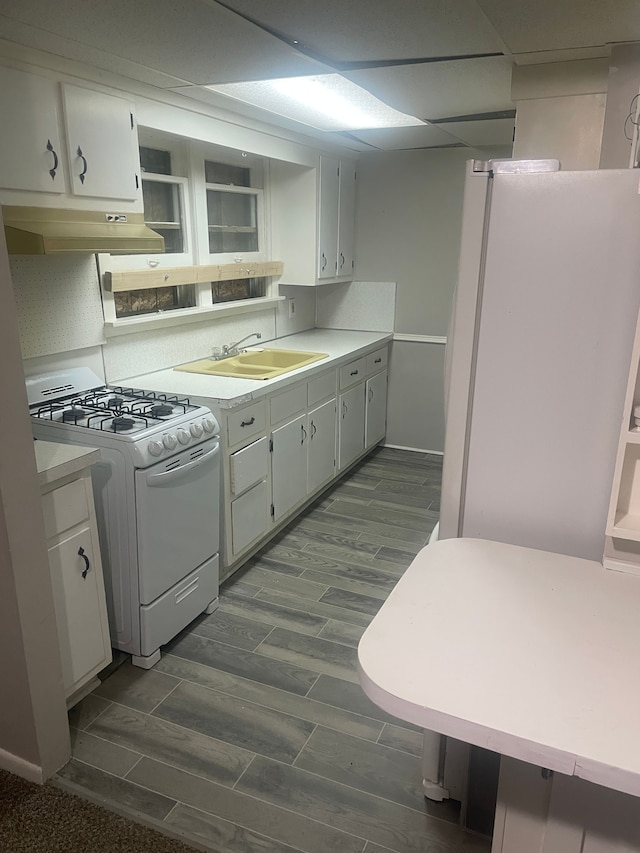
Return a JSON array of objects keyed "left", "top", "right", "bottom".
[
  {"left": 0, "top": 215, "right": 70, "bottom": 782},
  {"left": 354, "top": 147, "right": 508, "bottom": 452},
  {"left": 511, "top": 59, "right": 609, "bottom": 170}
]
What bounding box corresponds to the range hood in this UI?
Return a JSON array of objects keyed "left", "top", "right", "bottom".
[{"left": 2, "top": 206, "right": 164, "bottom": 255}]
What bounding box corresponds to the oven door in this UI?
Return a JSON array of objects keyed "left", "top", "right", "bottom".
[{"left": 135, "top": 438, "right": 220, "bottom": 605}]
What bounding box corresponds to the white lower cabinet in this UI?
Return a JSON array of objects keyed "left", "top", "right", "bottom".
[
  {"left": 216, "top": 344, "right": 389, "bottom": 578},
  {"left": 228, "top": 431, "right": 270, "bottom": 558},
  {"left": 365, "top": 370, "right": 388, "bottom": 449},
  {"left": 42, "top": 470, "right": 111, "bottom": 706},
  {"left": 339, "top": 347, "right": 389, "bottom": 470},
  {"left": 231, "top": 479, "right": 270, "bottom": 555},
  {"left": 339, "top": 383, "right": 366, "bottom": 470},
  {"left": 271, "top": 399, "right": 337, "bottom": 521},
  {"left": 308, "top": 399, "right": 337, "bottom": 494},
  {"left": 271, "top": 414, "right": 308, "bottom": 522}
]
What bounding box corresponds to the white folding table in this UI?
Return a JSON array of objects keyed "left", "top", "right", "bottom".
[{"left": 358, "top": 538, "right": 640, "bottom": 853}]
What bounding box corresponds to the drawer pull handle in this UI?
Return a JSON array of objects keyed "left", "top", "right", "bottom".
[
  {"left": 241, "top": 417, "right": 256, "bottom": 427},
  {"left": 350, "top": 370, "right": 359, "bottom": 376},
  {"left": 46, "top": 139, "right": 59, "bottom": 180},
  {"left": 78, "top": 546, "right": 91, "bottom": 579},
  {"left": 374, "top": 357, "right": 382, "bottom": 363},
  {"left": 301, "top": 424, "right": 307, "bottom": 444}
]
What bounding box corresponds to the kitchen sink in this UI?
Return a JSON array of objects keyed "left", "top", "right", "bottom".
[{"left": 174, "top": 348, "right": 329, "bottom": 380}]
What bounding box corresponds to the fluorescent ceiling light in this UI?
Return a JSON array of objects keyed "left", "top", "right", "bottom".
[{"left": 205, "top": 74, "right": 425, "bottom": 131}]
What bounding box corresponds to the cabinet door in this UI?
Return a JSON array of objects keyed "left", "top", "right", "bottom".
[
  {"left": 337, "top": 161, "right": 356, "bottom": 277},
  {"left": 339, "top": 383, "right": 365, "bottom": 470},
  {"left": 308, "top": 399, "right": 337, "bottom": 494},
  {"left": 365, "top": 370, "right": 388, "bottom": 449},
  {"left": 0, "top": 67, "right": 65, "bottom": 193},
  {"left": 62, "top": 84, "right": 140, "bottom": 200},
  {"left": 48, "top": 526, "right": 111, "bottom": 694},
  {"left": 317, "top": 156, "right": 339, "bottom": 280},
  {"left": 271, "top": 414, "right": 308, "bottom": 521}
]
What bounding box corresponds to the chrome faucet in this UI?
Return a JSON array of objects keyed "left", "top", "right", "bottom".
[{"left": 221, "top": 332, "right": 262, "bottom": 357}]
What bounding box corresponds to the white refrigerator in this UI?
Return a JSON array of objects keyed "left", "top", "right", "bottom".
[{"left": 439, "top": 159, "right": 640, "bottom": 563}]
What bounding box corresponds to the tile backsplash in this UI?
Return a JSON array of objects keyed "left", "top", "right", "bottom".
[
  {"left": 10, "top": 255, "right": 105, "bottom": 359},
  {"left": 12, "top": 253, "right": 395, "bottom": 384},
  {"left": 316, "top": 281, "right": 396, "bottom": 332}
]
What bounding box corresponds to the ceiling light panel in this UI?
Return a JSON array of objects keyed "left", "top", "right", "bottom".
[{"left": 205, "top": 74, "right": 425, "bottom": 131}]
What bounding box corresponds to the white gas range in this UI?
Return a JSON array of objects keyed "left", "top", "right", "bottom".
[{"left": 27, "top": 367, "right": 221, "bottom": 669}]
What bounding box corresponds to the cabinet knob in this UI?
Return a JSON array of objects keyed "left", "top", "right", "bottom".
[{"left": 78, "top": 546, "right": 91, "bottom": 579}]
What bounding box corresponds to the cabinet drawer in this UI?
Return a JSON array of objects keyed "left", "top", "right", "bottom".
[
  {"left": 231, "top": 480, "right": 269, "bottom": 555},
  {"left": 42, "top": 477, "right": 89, "bottom": 540},
  {"left": 308, "top": 370, "right": 337, "bottom": 406},
  {"left": 270, "top": 383, "right": 307, "bottom": 425},
  {"left": 230, "top": 436, "right": 269, "bottom": 496},
  {"left": 339, "top": 357, "right": 366, "bottom": 390},
  {"left": 367, "top": 347, "right": 388, "bottom": 374},
  {"left": 227, "top": 401, "right": 266, "bottom": 447}
]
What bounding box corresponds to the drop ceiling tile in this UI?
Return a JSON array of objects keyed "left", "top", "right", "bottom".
[
  {"left": 476, "top": 0, "right": 640, "bottom": 54},
  {"left": 0, "top": 0, "right": 329, "bottom": 85},
  {"left": 435, "top": 118, "right": 515, "bottom": 146},
  {"left": 345, "top": 124, "right": 467, "bottom": 151},
  {"left": 0, "top": 16, "right": 191, "bottom": 88},
  {"left": 218, "top": 0, "right": 507, "bottom": 62},
  {"left": 346, "top": 56, "right": 514, "bottom": 121}
]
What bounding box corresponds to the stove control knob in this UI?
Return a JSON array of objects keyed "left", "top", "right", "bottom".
[
  {"left": 190, "top": 422, "right": 204, "bottom": 438},
  {"left": 202, "top": 417, "right": 216, "bottom": 434},
  {"left": 148, "top": 440, "right": 164, "bottom": 457},
  {"left": 163, "top": 433, "right": 178, "bottom": 451},
  {"left": 177, "top": 428, "right": 191, "bottom": 445}
]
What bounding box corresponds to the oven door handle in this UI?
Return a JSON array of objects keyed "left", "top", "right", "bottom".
[{"left": 145, "top": 443, "right": 219, "bottom": 486}]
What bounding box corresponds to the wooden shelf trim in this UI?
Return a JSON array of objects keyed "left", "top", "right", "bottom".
[{"left": 104, "top": 261, "right": 284, "bottom": 292}]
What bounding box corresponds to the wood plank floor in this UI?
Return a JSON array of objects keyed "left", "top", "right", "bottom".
[{"left": 58, "top": 447, "right": 491, "bottom": 853}]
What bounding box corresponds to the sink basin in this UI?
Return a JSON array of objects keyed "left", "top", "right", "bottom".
[{"left": 174, "top": 348, "right": 329, "bottom": 380}]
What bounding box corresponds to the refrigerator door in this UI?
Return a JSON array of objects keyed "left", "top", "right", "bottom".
[{"left": 441, "top": 165, "right": 640, "bottom": 561}]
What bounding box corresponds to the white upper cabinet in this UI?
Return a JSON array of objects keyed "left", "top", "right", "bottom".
[
  {"left": 0, "top": 64, "right": 143, "bottom": 211},
  {"left": 62, "top": 84, "right": 140, "bottom": 201},
  {"left": 337, "top": 160, "right": 356, "bottom": 277},
  {"left": 317, "top": 157, "right": 340, "bottom": 279},
  {"left": 318, "top": 156, "right": 356, "bottom": 281},
  {"left": 0, "top": 66, "right": 65, "bottom": 194},
  {"left": 272, "top": 154, "right": 357, "bottom": 286}
]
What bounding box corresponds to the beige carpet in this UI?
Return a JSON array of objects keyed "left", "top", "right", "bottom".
[{"left": 0, "top": 768, "right": 204, "bottom": 852}]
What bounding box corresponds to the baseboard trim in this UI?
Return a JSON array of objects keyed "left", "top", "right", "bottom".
[
  {"left": 0, "top": 747, "right": 44, "bottom": 784},
  {"left": 384, "top": 442, "right": 444, "bottom": 456}
]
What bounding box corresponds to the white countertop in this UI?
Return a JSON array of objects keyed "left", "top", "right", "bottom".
[
  {"left": 34, "top": 440, "right": 101, "bottom": 488},
  {"left": 358, "top": 537, "right": 640, "bottom": 798},
  {"left": 121, "top": 329, "right": 392, "bottom": 407}
]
